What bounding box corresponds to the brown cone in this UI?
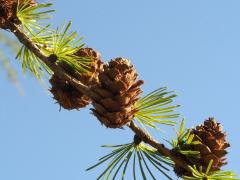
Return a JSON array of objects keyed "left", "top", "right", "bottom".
[
  {"left": 0, "top": 0, "right": 36, "bottom": 29},
  {"left": 49, "top": 48, "right": 103, "bottom": 110},
  {"left": 174, "top": 118, "right": 230, "bottom": 177},
  {"left": 91, "top": 58, "right": 144, "bottom": 128},
  {"left": 74, "top": 47, "right": 103, "bottom": 85},
  {"left": 49, "top": 75, "right": 90, "bottom": 110}
]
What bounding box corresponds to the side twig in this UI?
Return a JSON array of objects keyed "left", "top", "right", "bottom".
[{"left": 127, "top": 121, "right": 190, "bottom": 172}]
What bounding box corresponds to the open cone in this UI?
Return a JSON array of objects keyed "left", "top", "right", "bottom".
[
  {"left": 91, "top": 58, "right": 144, "bottom": 128},
  {"left": 49, "top": 48, "right": 103, "bottom": 110},
  {"left": 174, "top": 118, "right": 230, "bottom": 177}
]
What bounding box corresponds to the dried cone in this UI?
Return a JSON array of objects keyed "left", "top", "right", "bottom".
[
  {"left": 49, "top": 48, "right": 103, "bottom": 110},
  {"left": 0, "top": 0, "right": 36, "bottom": 29},
  {"left": 91, "top": 58, "right": 144, "bottom": 128},
  {"left": 174, "top": 118, "right": 230, "bottom": 177},
  {"left": 74, "top": 48, "right": 103, "bottom": 85}
]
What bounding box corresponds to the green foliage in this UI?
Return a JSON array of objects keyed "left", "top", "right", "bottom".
[
  {"left": 43, "top": 21, "right": 92, "bottom": 74},
  {"left": 16, "top": 1, "right": 90, "bottom": 79},
  {"left": 183, "top": 160, "right": 239, "bottom": 180},
  {"left": 86, "top": 142, "right": 173, "bottom": 180},
  {"left": 16, "top": 21, "right": 91, "bottom": 78},
  {"left": 134, "top": 87, "right": 180, "bottom": 129},
  {"left": 15, "top": 0, "right": 54, "bottom": 78},
  {"left": 170, "top": 118, "right": 201, "bottom": 156},
  {"left": 17, "top": 0, "right": 54, "bottom": 34},
  {"left": 16, "top": 25, "right": 53, "bottom": 78},
  {"left": 16, "top": 44, "right": 52, "bottom": 79}
]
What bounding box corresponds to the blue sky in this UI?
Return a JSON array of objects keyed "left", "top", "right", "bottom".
[{"left": 0, "top": 0, "right": 240, "bottom": 179}]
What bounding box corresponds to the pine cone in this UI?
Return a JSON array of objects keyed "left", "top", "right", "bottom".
[
  {"left": 49, "top": 48, "right": 103, "bottom": 110},
  {"left": 91, "top": 58, "right": 144, "bottom": 128},
  {"left": 0, "top": 0, "right": 36, "bottom": 28},
  {"left": 49, "top": 75, "right": 90, "bottom": 110},
  {"left": 174, "top": 118, "right": 230, "bottom": 177}
]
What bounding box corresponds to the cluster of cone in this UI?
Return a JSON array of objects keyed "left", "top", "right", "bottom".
[
  {"left": 0, "top": 0, "right": 36, "bottom": 28},
  {"left": 174, "top": 118, "right": 230, "bottom": 177},
  {"left": 0, "top": 0, "right": 143, "bottom": 129},
  {"left": 49, "top": 48, "right": 143, "bottom": 128}
]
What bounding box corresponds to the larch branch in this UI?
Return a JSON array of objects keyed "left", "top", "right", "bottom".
[{"left": 6, "top": 22, "right": 190, "bottom": 173}]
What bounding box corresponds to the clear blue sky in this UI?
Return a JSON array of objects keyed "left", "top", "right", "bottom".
[{"left": 0, "top": 0, "right": 240, "bottom": 179}]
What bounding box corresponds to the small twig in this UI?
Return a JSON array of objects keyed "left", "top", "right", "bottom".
[
  {"left": 7, "top": 23, "right": 52, "bottom": 68},
  {"left": 127, "top": 121, "right": 171, "bottom": 156},
  {"left": 127, "top": 121, "right": 191, "bottom": 172}
]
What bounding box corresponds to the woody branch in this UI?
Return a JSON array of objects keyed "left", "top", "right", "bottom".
[{"left": 5, "top": 21, "right": 190, "bottom": 172}]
